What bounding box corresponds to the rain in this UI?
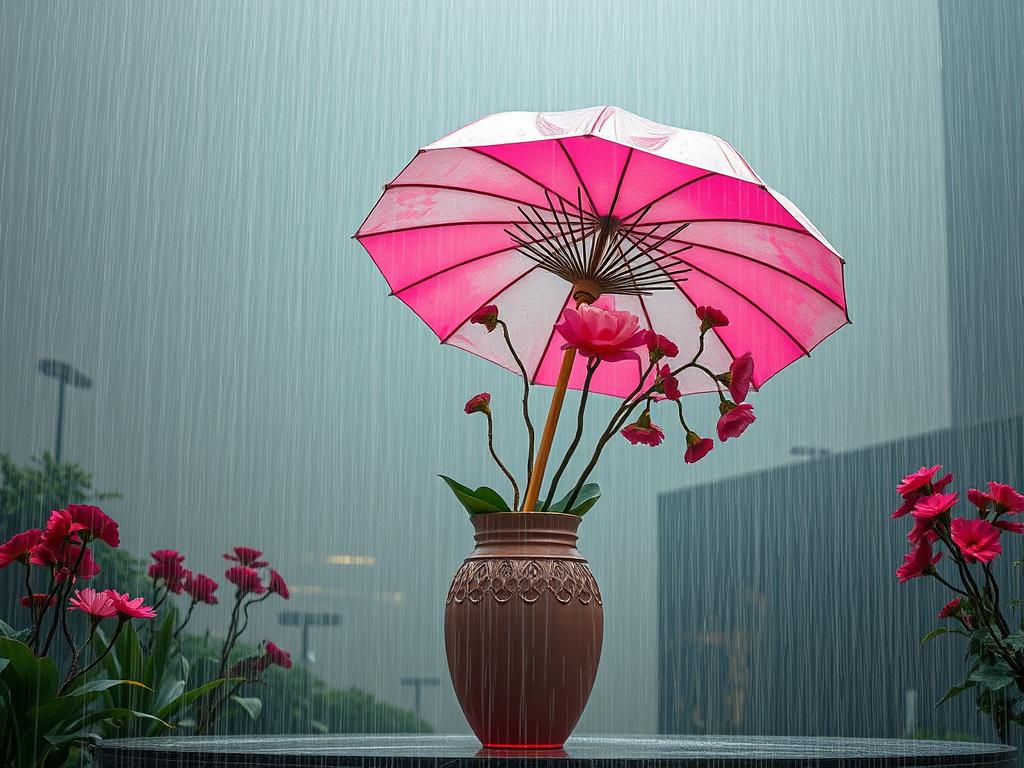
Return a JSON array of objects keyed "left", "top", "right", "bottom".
[{"left": 1, "top": 0, "right": 1022, "bottom": 755}]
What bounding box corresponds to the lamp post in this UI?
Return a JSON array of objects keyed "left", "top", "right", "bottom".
[
  {"left": 278, "top": 611, "right": 341, "bottom": 665},
  {"left": 38, "top": 359, "right": 92, "bottom": 463},
  {"left": 401, "top": 677, "right": 439, "bottom": 728}
]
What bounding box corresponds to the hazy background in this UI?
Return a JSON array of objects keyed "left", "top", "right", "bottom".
[{"left": 0, "top": 0, "right": 1000, "bottom": 734}]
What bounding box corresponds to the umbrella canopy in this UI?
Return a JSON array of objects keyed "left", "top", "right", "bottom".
[{"left": 355, "top": 106, "right": 848, "bottom": 398}]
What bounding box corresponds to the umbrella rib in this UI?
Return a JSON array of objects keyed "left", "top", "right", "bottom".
[
  {"left": 557, "top": 139, "right": 599, "bottom": 216},
  {"left": 623, "top": 232, "right": 812, "bottom": 357},
  {"left": 391, "top": 229, "right": 587, "bottom": 296},
  {"left": 607, "top": 148, "right": 633, "bottom": 219},
  {"left": 530, "top": 289, "right": 575, "bottom": 384},
  {"left": 632, "top": 234, "right": 846, "bottom": 313},
  {"left": 463, "top": 147, "right": 596, "bottom": 221},
  {"left": 629, "top": 217, "right": 825, "bottom": 241},
  {"left": 357, "top": 219, "right": 572, "bottom": 239},
  {"left": 617, "top": 172, "right": 716, "bottom": 223},
  {"left": 384, "top": 182, "right": 577, "bottom": 219},
  {"left": 440, "top": 265, "right": 542, "bottom": 345}
]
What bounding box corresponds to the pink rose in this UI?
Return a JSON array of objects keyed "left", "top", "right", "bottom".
[
  {"left": 464, "top": 393, "right": 491, "bottom": 415},
  {"left": 696, "top": 305, "right": 729, "bottom": 331},
  {"left": 469, "top": 304, "right": 499, "bottom": 332},
  {"left": 896, "top": 540, "right": 942, "bottom": 583},
  {"left": 727, "top": 353, "right": 754, "bottom": 403},
  {"left": 621, "top": 412, "right": 665, "bottom": 447},
  {"left": 684, "top": 433, "right": 714, "bottom": 464},
  {"left": 716, "top": 402, "right": 755, "bottom": 441},
  {"left": 950, "top": 517, "right": 1002, "bottom": 563},
  {"left": 555, "top": 305, "right": 646, "bottom": 363},
  {"left": 643, "top": 330, "right": 679, "bottom": 362}
]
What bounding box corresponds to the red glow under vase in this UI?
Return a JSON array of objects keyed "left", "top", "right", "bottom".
[{"left": 444, "top": 512, "right": 603, "bottom": 748}]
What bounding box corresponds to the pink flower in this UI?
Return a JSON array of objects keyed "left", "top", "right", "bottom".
[
  {"left": 987, "top": 482, "right": 1024, "bottom": 513},
  {"left": 38, "top": 509, "right": 86, "bottom": 555},
  {"left": 994, "top": 520, "right": 1024, "bottom": 534},
  {"left": 967, "top": 488, "right": 993, "bottom": 511},
  {"left": 896, "top": 540, "right": 942, "bottom": 583},
  {"left": 907, "top": 517, "right": 939, "bottom": 544},
  {"left": 0, "top": 529, "right": 41, "bottom": 569},
  {"left": 67, "top": 504, "right": 119, "bottom": 548},
  {"left": 469, "top": 304, "right": 499, "bottom": 332},
  {"left": 21, "top": 593, "right": 56, "bottom": 609},
  {"left": 684, "top": 432, "right": 714, "bottom": 464},
  {"left": 151, "top": 549, "right": 184, "bottom": 565},
  {"left": 950, "top": 518, "right": 1002, "bottom": 563},
  {"left": 896, "top": 466, "right": 943, "bottom": 496},
  {"left": 912, "top": 492, "right": 959, "bottom": 521},
  {"left": 263, "top": 641, "right": 293, "bottom": 669},
  {"left": 696, "top": 305, "right": 729, "bottom": 331},
  {"left": 655, "top": 365, "right": 681, "bottom": 401},
  {"left": 268, "top": 569, "right": 290, "bottom": 599},
  {"left": 938, "top": 598, "right": 962, "bottom": 619},
  {"left": 148, "top": 560, "right": 191, "bottom": 593},
  {"left": 716, "top": 402, "right": 755, "bottom": 441},
  {"left": 555, "top": 305, "right": 646, "bottom": 363},
  {"left": 464, "top": 393, "right": 491, "bottom": 415},
  {"left": 33, "top": 543, "right": 100, "bottom": 580},
  {"left": 621, "top": 412, "right": 665, "bottom": 447},
  {"left": 727, "top": 353, "right": 754, "bottom": 403},
  {"left": 183, "top": 573, "right": 219, "bottom": 605},
  {"left": 225, "top": 566, "right": 266, "bottom": 595},
  {"left": 224, "top": 547, "right": 269, "bottom": 568},
  {"left": 104, "top": 590, "right": 157, "bottom": 620},
  {"left": 643, "top": 330, "right": 679, "bottom": 362},
  {"left": 68, "top": 588, "right": 117, "bottom": 619}
]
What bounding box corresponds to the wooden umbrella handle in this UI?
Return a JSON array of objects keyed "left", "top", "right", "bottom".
[{"left": 522, "top": 347, "right": 576, "bottom": 511}]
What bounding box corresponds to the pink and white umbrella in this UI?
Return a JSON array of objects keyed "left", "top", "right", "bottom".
[{"left": 355, "top": 105, "right": 848, "bottom": 401}]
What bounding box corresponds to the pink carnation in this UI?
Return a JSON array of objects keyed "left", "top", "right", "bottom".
[
  {"left": 184, "top": 573, "right": 219, "bottom": 605},
  {"left": 264, "top": 641, "right": 293, "bottom": 669},
  {"left": 696, "top": 305, "right": 729, "bottom": 330},
  {"left": 621, "top": 413, "right": 665, "bottom": 447},
  {"left": 896, "top": 466, "right": 943, "bottom": 496},
  {"left": 225, "top": 565, "right": 266, "bottom": 595},
  {"left": 987, "top": 482, "right": 1024, "bottom": 513},
  {"left": 684, "top": 433, "right": 714, "bottom": 464},
  {"left": 105, "top": 590, "right": 157, "bottom": 620},
  {"left": 555, "top": 305, "right": 646, "bottom": 363},
  {"left": 469, "top": 304, "right": 499, "bottom": 332},
  {"left": 224, "top": 547, "right": 269, "bottom": 568},
  {"left": 912, "top": 492, "right": 959, "bottom": 521},
  {"left": 896, "top": 540, "right": 942, "bottom": 583},
  {"left": 67, "top": 504, "right": 119, "bottom": 548},
  {"left": 464, "top": 393, "right": 491, "bottom": 415},
  {"left": 727, "top": 353, "right": 754, "bottom": 403},
  {"left": 68, "top": 588, "right": 117, "bottom": 619},
  {"left": 21, "top": 593, "right": 56, "bottom": 609},
  {"left": 655, "top": 365, "right": 681, "bottom": 401},
  {"left": 0, "top": 529, "right": 41, "bottom": 569},
  {"left": 950, "top": 518, "right": 1002, "bottom": 564},
  {"left": 938, "top": 598, "right": 962, "bottom": 619},
  {"left": 643, "top": 330, "right": 679, "bottom": 362},
  {"left": 717, "top": 402, "right": 755, "bottom": 441},
  {"left": 268, "top": 569, "right": 290, "bottom": 599}
]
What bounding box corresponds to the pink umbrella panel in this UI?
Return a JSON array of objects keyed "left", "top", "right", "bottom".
[{"left": 355, "top": 106, "right": 849, "bottom": 399}]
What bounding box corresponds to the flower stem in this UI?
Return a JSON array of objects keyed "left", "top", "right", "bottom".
[
  {"left": 542, "top": 358, "right": 599, "bottom": 510},
  {"left": 498, "top": 319, "right": 536, "bottom": 495},
  {"left": 60, "top": 619, "right": 124, "bottom": 693},
  {"left": 485, "top": 411, "right": 520, "bottom": 511}
]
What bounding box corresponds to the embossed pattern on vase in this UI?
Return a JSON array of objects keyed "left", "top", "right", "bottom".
[{"left": 447, "top": 558, "right": 602, "bottom": 605}]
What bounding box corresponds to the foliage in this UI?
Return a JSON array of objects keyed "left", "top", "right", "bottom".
[
  {"left": 891, "top": 468, "right": 1024, "bottom": 742},
  {"left": 0, "top": 452, "right": 118, "bottom": 533}
]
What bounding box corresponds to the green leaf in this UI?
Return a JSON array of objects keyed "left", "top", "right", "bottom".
[
  {"left": 74, "top": 706, "right": 171, "bottom": 730},
  {"left": 549, "top": 483, "right": 601, "bottom": 516},
  {"left": 970, "top": 663, "right": 1015, "bottom": 691},
  {"left": 439, "top": 475, "right": 510, "bottom": 514},
  {"left": 937, "top": 678, "right": 975, "bottom": 706},
  {"left": 156, "top": 677, "right": 236, "bottom": 723},
  {"left": 0, "top": 619, "right": 31, "bottom": 644},
  {"left": 44, "top": 731, "right": 103, "bottom": 748},
  {"left": 231, "top": 695, "right": 263, "bottom": 720},
  {"left": 921, "top": 627, "right": 951, "bottom": 645},
  {"left": 1003, "top": 631, "right": 1024, "bottom": 652},
  {"left": 65, "top": 678, "right": 150, "bottom": 697}
]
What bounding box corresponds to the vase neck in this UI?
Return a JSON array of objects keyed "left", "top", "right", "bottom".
[{"left": 468, "top": 512, "right": 585, "bottom": 561}]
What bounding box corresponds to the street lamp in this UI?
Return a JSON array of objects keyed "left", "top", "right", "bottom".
[
  {"left": 38, "top": 359, "right": 92, "bottom": 463},
  {"left": 401, "top": 677, "right": 439, "bottom": 728},
  {"left": 278, "top": 611, "right": 341, "bottom": 665}
]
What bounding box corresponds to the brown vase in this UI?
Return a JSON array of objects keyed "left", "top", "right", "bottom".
[{"left": 444, "top": 512, "right": 603, "bottom": 748}]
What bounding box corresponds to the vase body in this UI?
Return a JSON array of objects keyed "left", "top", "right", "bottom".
[{"left": 444, "top": 512, "right": 603, "bottom": 748}]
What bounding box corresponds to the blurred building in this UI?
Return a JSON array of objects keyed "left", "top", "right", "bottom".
[{"left": 658, "top": 0, "right": 1024, "bottom": 740}]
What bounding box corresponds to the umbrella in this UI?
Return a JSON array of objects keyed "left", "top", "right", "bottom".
[{"left": 355, "top": 106, "right": 848, "bottom": 508}]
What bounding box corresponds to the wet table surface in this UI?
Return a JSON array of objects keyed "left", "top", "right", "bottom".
[{"left": 93, "top": 734, "right": 1016, "bottom": 768}]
